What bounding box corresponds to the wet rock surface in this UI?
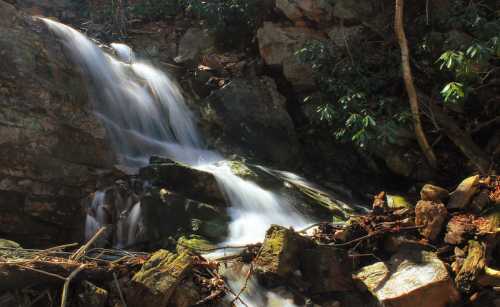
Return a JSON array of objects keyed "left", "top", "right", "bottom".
[{"left": 0, "top": 1, "right": 115, "bottom": 247}]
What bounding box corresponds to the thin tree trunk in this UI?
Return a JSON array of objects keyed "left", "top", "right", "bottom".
[{"left": 394, "top": 0, "right": 438, "bottom": 169}]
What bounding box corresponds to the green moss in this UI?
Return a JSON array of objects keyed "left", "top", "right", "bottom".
[
  {"left": 386, "top": 195, "right": 413, "bottom": 209},
  {"left": 176, "top": 235, "right": 215, "bottom": 253}
]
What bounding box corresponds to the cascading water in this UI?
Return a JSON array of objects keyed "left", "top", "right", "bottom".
[{"left": 42, "top": 18, "right": 311, "bottom": 306}]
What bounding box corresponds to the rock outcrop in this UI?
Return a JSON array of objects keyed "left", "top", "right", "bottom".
[
  {"left": 200, "top": 77, "right": 301, "bottom": 167},
  {"left": 0, "top": 1, "right": 115, "bottom": 247}
]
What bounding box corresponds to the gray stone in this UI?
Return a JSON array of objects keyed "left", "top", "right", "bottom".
[
  {"left": 200, "top": 77, "right": 301, "bottom": 167},
  {"left": 175, "top": 27, "right": 215, "bottom": 64}
]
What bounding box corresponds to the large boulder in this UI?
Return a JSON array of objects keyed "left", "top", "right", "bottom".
[
  {"left": 254, "top": 225, "right": 313, "bottom": 285},
  {"left": 200, "top": 77, "right": 301, "bottom": 167},
  {"left": 256, "top": 22, "right": 325, "bottom": 90},
  {"left": 356, "top": 248, "right": 460, "bottom": 307},
  {"left": 0, "top": 1, "right": 115, "bottom": 247}
]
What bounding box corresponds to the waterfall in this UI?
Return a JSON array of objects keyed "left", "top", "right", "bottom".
[{"left": 43, "top": 18, "right": 310, "bottom": 306}]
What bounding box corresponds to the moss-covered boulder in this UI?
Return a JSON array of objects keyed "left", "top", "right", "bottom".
[
  {"left": 128, "top": 250, "right": 194, "bottom": 307},
  {"left": 176, "top": 235, "right": 215, "bottom": 253},
  {"left": 141, "top": 188, "right": 229, "bottom": 245},
  {"left": 254, "top": 225, "right": 313, "bottom": 285}
]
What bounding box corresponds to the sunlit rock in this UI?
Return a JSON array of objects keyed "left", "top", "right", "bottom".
[
  {"left": 420, "top": 184, "right": 450, "bottom": 202},
  {"left": 448, "top": 175, "right": 480, "bottom": 210},
  {"left": 129, "top": 250, "right": 194, "bottom": 306},
  {"left": 254, "top": 225, "right": 313, "bottom": 285},
  {"left": 415, "top": 200, "right": 448, "bottom": 241},
  {"left": 356, "top": 248, "right": 460, "bottom": 307}
]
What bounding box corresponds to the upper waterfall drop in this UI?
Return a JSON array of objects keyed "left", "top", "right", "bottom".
[{"left": 42, "top": 17, "right": 307, "bottom": 307}]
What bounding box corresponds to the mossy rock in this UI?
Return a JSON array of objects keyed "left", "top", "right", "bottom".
[
  {"left": 254, "top": 225, "right": 313, "bottom": 285},
  {"left": 176, "top": 235, "right": 215, "bottom": 253},
  {"left": 387, "top": 194, "right": 413, "bottom": 209},
  {"left": 130, "top": 250, "right": 194, "bottom": 306}
]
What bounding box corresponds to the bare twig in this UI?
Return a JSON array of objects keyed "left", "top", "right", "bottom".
[
  {"left": 60, "top": 264, "right": 87, "bottom": 307},
  {"left": 13, "top": 264, "right": 66, "bottom": 281},
  {"left": 70, "top": 227, "right": 107, "bottom": 261},
  {"left": 113, "top": 272, "right": 128, "bottom": 307},
  {"left": 230, "top": 263, "right": 254, "bottom": 305}
]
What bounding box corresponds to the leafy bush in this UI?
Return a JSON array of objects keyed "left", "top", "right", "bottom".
[
  {"left": 296, "top": 41, "right": 411, "bottom": 148},
  {"left": 435, "top": 0, "right": 500, "bottom": 104},
  {"left": 183, "top": 0, "right": 259, "bottom": 49},
  {"left": 130, "top": 0, "right": 181, "bottom": 21}
]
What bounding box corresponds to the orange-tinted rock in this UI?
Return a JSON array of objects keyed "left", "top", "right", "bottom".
[{"left": 415, "top": 200, "right": 448, "bottom": 241}]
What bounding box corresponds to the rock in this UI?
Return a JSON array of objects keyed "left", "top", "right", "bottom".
[
  {"left": 169, "top": 279, "right": 203, "bottom": 307},
  {"left": 355, "top": 248, "right": 460, "bottom": 307},
  {"left": 128, "top": 250, "right": 194, "bottom": 306},
  {"left": 0, "top": 2, "right": 114, "bottom": 247},
  {"left": 200, "top": 77, "right": 301, "bottom": 167},
  {"left": 301, "top": 246, "right": 354, "bottom": 293},
  {"left": 176, "top": 235, "right": 215, "bottom": 253},
  {"left": 141, "top": 187, "right": 229, "bottom": 245},
  {"left": 256, "top": 22, "right": 325, "bottom": 89},
  {"left": 444, "top": 214, "right": 476, "bottom": 245},
  {"left": 276, "top": 0, "right": 334, "bottom": 25},
  {"left": 254, "top": 225, "right": 313, "bottom": 285},
  {"left": 282, "top": 56, "right": 316, "bottom": 89},
  {"left": 327, "top": 25, "right": 363, "bottom": 47},
  {"left": 420, "top": 184, "right": 450, "bottom": 202},
  {"left": 386, "top": 194, "right": 413, "bottom": 210},
  {"left": 140, "top": 159, "right": 226, "bottom": 205},
  {"left": 448, "top": 175, "right": 480, "bottom": 210},
  {"left": 470, "top": 189, "right": 491, "bottom": 212},
  {"left": 76, "top": 281, "right": 108, "bottom": 307},
  {"left": 175, "top": 27, "right": 215, "bottom": 64},
  {"left": 415, "top": 200, "right": 448, "bottom": 241},
  {"left": 332, "top": 0, "right": 374, "bottom": 21},
  {"left": 14, "top": 0, "right": 85, "bottom": 22}
]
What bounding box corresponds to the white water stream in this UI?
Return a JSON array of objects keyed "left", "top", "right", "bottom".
[{"left": 43, "top": 18, "right": 312, "bottom": 306}]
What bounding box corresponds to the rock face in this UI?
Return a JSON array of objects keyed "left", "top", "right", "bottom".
[
  {"left": 201, "top": 77, "right": 301, "bottom": 167},
  {"left": 128, "top": 250, "right": 194, "bottom": 306},
  {"left": 0, "top": 1, "right": 115, "bottom": 247},
  {"left": 356, "top": 248, "right": 460, "bottom": 307},
  {"left": 415, "top": 200, "right": 448, "bottom": 241},
  {"left": 256, "top": 22, "right": 325, "bottom": 90},
  {"left": 276, "top": 0, "right": 334, "bottom": 26}
]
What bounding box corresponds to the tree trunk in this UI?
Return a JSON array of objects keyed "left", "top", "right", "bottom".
[{"left": 394, "top": 0, "right": 438, "bottom": 169}]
